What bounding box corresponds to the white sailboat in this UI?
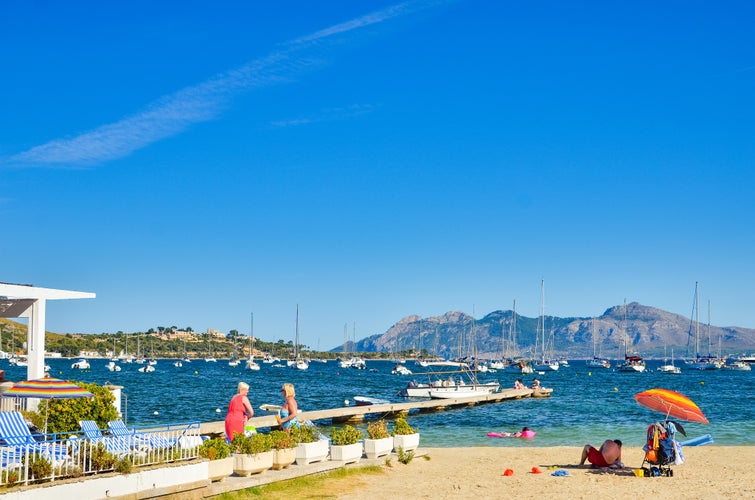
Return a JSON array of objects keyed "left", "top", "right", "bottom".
[
  {"left": 587, "top": 318, "right": 611, "bottom": 369},
  {"left": 228, "top": 331, "right": 240, "bottom": 367},
  {"left": 289, "top": 305, "right": 309, "bottom": 370},
  {"left": 205, "top": 331, "right": 217, "bottom": 362},
  {"left": 119, "top": 332, "right": 133, "bottom": 363},
  {"left": 617, "top": 299, "right": 646, "bottom": 372},
  {"left": 245, "top": 312, "right": 260, "bottom": 371},
  {"left": 135, "top": 334, "right": 146, "bottom": 364},
  {"left": 533, "top": 281, "right": 559, "bottom": 372},
  {"left": 182, "top": 339, "right": 191, "bottom": 363},
  {"left": 686, "top": 284, "right": 722, "bottom": 370},
  {"left": 500, "top": 301, "right": 534, "bottom": 374},
  {"left": 658, "top": 346, "right": 681, "bottom": 374}
]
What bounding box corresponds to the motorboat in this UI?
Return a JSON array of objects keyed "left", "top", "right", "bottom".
[
  {"left": 392, "top": 364, "right": 412, "bottom": 375},
  {"left": 71, "top": 358, "right": 91, "bottom": 370},
  {"left": 400, "top": 375, "right": 500, "bottom": 398},
  {"left": 106, "top": 360, "right": 122, "bottom": 372},
  {"left": 353, "top": 396, "right": 391, "bottom": 406}
]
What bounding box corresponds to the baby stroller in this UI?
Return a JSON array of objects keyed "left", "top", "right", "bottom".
[{"left": 641, "top": 421, "right": 682, "bottom": 477}]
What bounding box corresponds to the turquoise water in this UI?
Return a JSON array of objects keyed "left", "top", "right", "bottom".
[{"left": 5, "top": 358, "right": 753, "bottom": 447}]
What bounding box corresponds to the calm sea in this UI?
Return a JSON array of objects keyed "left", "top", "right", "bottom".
[{"left": 4, "top": 358, "right": 753, "bottom": 447}]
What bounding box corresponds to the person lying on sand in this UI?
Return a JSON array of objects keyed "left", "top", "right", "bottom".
[{"left": 580, "top": 439, "right": 624, "bottom": 468}]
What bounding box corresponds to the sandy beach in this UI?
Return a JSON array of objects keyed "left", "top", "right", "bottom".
[{"left": 332, "top": 446, "right": 754, "bottom": 500}]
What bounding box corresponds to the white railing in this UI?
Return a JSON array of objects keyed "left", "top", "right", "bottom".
[{"left": 0, "top": 422, "right": 202, "bottom": 487}]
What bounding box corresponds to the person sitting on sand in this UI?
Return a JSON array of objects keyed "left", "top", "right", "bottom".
[{"left": 580, "top": 439, "right": 623, "bottom": 468}]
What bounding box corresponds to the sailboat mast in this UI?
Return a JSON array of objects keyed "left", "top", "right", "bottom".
[
  {"left": 694, "top": 282, "right": 699, "bottom": 355},
  {"left": 540, "top": 280, "right": 545, "bottom": 361},
  {"left": 295, "top": 305, "right": 299, "bottom": 359}
]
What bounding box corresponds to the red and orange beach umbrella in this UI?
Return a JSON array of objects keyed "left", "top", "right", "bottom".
[{"left": 634, "top": 388, "right": 709, "bottom": 424}]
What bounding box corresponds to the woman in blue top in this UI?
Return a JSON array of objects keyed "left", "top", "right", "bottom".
[{"left": 276, "top": 383, "right": 300, "bottom": 431}]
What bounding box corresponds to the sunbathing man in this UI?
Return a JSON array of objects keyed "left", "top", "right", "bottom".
[{"left": 579, "top": 439, "right": 623, "bottom": 468}]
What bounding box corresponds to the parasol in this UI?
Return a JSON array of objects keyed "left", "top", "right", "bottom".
[
  {"left": 2, "top": 377, "right": 94, "bottom": 433},
  {"left": 634, "top": 388, "right": 708, "bottom": 424}
]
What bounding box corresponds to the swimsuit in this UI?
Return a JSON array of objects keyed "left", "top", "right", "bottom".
[
  {"left": 587, "top": 446, "right": 611, "bottom": 467},
  {"left": 280, "top": 409, "right": 299, "bottom": 429}
]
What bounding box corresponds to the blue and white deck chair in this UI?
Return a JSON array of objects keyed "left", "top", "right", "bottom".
[
  {"left": 79, "top": 420, "right": 138, "bottom": 456},
  {"left": 108, "top": 420, "right": 174, "bottom": 449},
  {"left": 0, "top": 411, "right": 68, "bottom": 462}
]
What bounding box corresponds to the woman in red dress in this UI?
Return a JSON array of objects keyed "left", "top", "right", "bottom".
[{"left": 225, "top": 381, "right": 254, "bottom": 442}]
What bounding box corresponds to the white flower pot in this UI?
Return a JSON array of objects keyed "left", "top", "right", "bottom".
[
  {"left": 295, "top": 439, "right": 330, "bottom": 465},
  {"left": 330, "top": 442, "right": 363, "bottom": 464},
  {"left": 364, "top": 437, "right": 393, "bottom": 459},
  {"left": 233, "top": 451, "right": 274, "bottom": 476},
  {"left": 207, "top": 456, "right": 234, "bottom": 482},
  {"left": 393, "top": 433, "right": 420, "bottom": 452},
  {"left": 272, "top": 448, "right": 296, "bottom": 470}
]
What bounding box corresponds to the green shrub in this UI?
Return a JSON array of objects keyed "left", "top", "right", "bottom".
[
  {"left": 90, "top": 442, "right": 116, "bottom": 472},
  {"left": 198, "top": 437, "right": 231, "bottom": 460},
  {"left": 230, "top": 432, "right": 273, "bottom": 455},
  {"left": 28, "top": 456, "right": 52, "bottom": 481},
  {"left": 330, "top": 425, "right": 363, "bottom": 446},
  {"left": 36, "top": 382, "right": 119, "bottom": 434},
  {"left": 390, "top": 417, "right": 416, "bottom": 436},
  {"left": 114, "top": 457, "right": 133, "bottom": 474},
  {"left": 366, "top": 420, "right": 389, "bottom": 439},
  {"left": 269, "top": 430, "right": 297, "bottom": 450},
  {"left": 397, "top": 446, "right": 415, "bottom": 464},
  {"left": 291, "top": 424, "right": 321, "bottom": 444}
]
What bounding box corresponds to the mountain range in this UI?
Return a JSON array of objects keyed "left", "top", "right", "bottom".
[{"left": 341, "top": 302, "right": 755, "bottom": 359}]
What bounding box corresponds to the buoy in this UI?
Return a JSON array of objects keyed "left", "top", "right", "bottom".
[
  {"left": 216, "top": 408, "right": 221, "bottom": 413},
  {"left": 614, "top": 387, "right": 618, "bottom": 391},
  {"left": 344, "top": 399, "right": 350, "bottom": 406},
  {"left": 701, "top": 381, "right": 705, "bottom": 385},
  {"left": 588, "top": 372, "right": 592, "bottom": 376},
  {"left": 153, "top": 411, "right": 159, "bottom": 415},
  {"left": 194, "top": 370, "right": 198, "bottom": 374}
]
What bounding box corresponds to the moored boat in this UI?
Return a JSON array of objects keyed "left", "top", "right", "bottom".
[{"left": 724, "top": 360, "right": 751, "bottom": 371}]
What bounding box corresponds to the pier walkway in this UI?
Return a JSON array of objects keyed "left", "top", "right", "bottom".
[{"left": 199, "top": 388, "right": 537, "bottom": 435}]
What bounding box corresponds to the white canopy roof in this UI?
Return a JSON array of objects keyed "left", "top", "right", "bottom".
[{"left": 0, "top": 282, "right": 96, "bottom": 383}]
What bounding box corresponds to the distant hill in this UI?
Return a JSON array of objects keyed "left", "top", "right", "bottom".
[{"left": 336, "top": 302, "right": 755, "bottom": 359}]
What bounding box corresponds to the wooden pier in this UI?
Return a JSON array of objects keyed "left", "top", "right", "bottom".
[{"left": 199, "top": 388, "right": 541, "bottom": 435}]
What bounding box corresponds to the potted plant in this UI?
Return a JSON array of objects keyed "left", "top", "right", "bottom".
[
  {"left": 230, "top": 432, "right": 274, "bottom": 476},
  {"left": 269, "top": 430, "right": 297, "bottom": 470},
  {"left": 198, "top": 437, "right": 233, "bottom": 482},
  {"left": 364, "top": 419, "right": 393, "bottom": 459},
  {"left": 329, "top": 425, "right": 363, "bottom": 464},
  {"left": 391, "top": 417, "right": 420, "bottom": 452},
  {"left": 292, "top": 424, "right": 329, "bottom": 465}
]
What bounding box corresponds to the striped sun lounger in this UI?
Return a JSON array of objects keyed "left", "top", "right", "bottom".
[
  {"left": 79, "top": 420, "right": 141, "bottom": 456},
  {"left": 108, "top": 420, "right": 175, "bottom": 449},
  {"left": 0, "top": 412, "right": 68, "bottom": 462}
]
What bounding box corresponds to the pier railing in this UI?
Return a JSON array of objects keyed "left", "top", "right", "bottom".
[{"left": 0, "top": 421, "right": 202, "bottom": 487}]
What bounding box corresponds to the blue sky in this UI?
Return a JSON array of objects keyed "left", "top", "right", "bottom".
[{"left": 2, "top": 1, "right": 754, "bottom": 350}]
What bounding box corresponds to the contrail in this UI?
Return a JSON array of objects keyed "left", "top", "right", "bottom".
[{"left": 4, "top": 0, "right": 449, "bottom": 168}]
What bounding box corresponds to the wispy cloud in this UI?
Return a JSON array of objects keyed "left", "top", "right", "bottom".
[
  {"left": 270, "top": 104, "right": 381, "bottom": 128},
  {"left": 3, "top": 1, "right": 448, "bottom": 169}
]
